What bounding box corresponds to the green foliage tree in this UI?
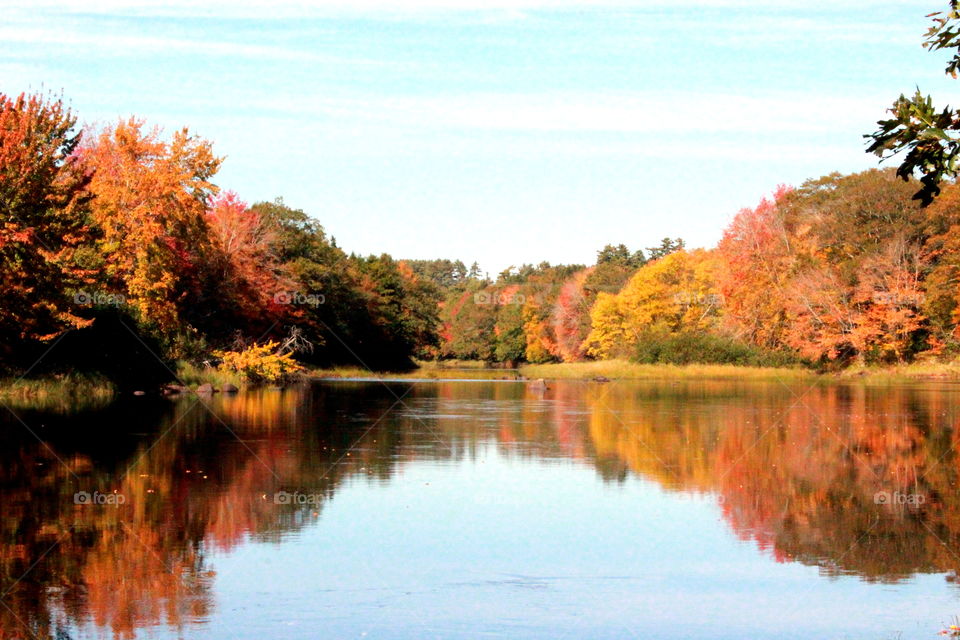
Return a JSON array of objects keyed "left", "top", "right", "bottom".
[
  {"left": 866, "top": 2, "right": 960, "bottom": 204},
  {"left": 596, "top": 243, "right": 645, "bottom": 268},
  {"left": 252, "top": 199, "right": 439, "bottom": 369},
  {"left": 440, "top": 283, "right": 498, "bottom": 361},
  {"left": 646, "top": 237, "right": 685, "bottom": 261},
  {"left": 494, "top": 302, "right": 526, "bottom": 363},
  {"left": 406, "top": 258, "right": 471, "bottom": 292}
]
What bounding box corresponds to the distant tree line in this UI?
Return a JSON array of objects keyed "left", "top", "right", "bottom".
[{"left": 7, "top": 89, "right": 960, "bottom": 383}]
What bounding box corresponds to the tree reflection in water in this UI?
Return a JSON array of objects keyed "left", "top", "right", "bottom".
[{"left": 1, "top": 379, "right": 960, "bottom": 638}]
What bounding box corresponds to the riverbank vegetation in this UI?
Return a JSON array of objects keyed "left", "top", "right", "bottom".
[
  {"left": 516, "top": 360, "right": 815, "bottom": 382},
  {"left": 9, "top": 85, "right": 960, "bottom": 393},
  {"left": 426, "top": 168, "right": 960, "bottom": 373},
  {"left": 0, "top": 373, "right": 115, "bottom": 412}
]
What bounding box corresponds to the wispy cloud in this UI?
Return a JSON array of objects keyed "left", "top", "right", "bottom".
[
  {"left": 247, "top": 91, "right": 890, "bottom": 135},
  {"left": 9, "top": 0, "right": 931, "bottom": 18},
  {"left": 0, "top": 25, "right": 396, "bottom": 66}
]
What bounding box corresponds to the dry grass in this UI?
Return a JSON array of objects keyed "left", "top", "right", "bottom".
[
  {"left": 413, "top": 359, "right": 498, "bottom": 370},
  {"left": 518, "top": 359, "right": 816, "bottom": 382},
  {"left": 312, "top": 359, "right": 814, "bottom": 382},
  {"left": 310, "top": 364, "right": 519, "bottom": 380},
  {"left": 0, "top": 374, "right": 115, "bottom": 412},
  {"left": 175, "top": 361, "right": 246, "bottom": 388},
  {"left": 834, "top": 360, "right": 960, "bottom": 382},
  {"left": 294, "top": 358, "right": 960, "bottom": 384}
]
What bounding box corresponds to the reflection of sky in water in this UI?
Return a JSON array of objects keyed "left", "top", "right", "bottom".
[
  {"left": 200, "top": 445, "right": 956, "bottom": 640},
  {"left": 7, "top": 379, "right": 956, "bottom": 640}
]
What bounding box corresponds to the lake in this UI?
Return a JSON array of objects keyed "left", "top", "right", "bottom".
[{"left": 2, "top": 378, "right": 960, "bottom": 639}]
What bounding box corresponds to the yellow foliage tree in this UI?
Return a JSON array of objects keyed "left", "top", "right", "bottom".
[
  {"left": 522, "top": 299, "right": 554, "bottom": 363},
  {"left": 584, "top": 249, "right": 721, "bottom": 358},
  {"left": 214, "top": 341, "right": 304, "bottom": 383}
]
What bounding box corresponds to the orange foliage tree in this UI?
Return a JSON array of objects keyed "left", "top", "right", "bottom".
[
  {"left": 83, "top": 118, "right": 221, "bottom": 334},
  {"left": 0, "top": 92, "right": 93, "bottom": 351},
  {"left": 715, "top": 186, "right": 795, "bottom": 350},
  {"left": 549, "top": 269, "right": 593, "bottom": 362},
  {"left": 718, "top": 171, "right": 933, "bottom": 364}
]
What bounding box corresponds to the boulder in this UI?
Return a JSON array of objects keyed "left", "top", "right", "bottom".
[
  {"left": 222, "top": 383, "right": 239, "bottom": 393},
  {"left": 593, "top": 376, "right": 611, "bottom": 383},
  {"left": 196, "top": 383, "right": 216, "bottom": 394}
]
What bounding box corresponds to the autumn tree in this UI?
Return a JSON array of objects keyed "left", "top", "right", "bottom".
[
  {"left": 439, "top": 284, "right": 498, "bottom": 361},
  {"left": 83, "top": 118, "right": 221, "bottom": 335},
  {"left": 353, "top": 254, "right": 440, "bottom": 364},
  {"left": 922, "top": 184, "right": 960, "bottom": 343},
  {"left": 197, "top": 191, "right": 290, "bottom": 336},
  {"left": 549, "top": 245, "right": 648, "bottom": 362},
  {"left": 718, "top": 170, "right": 933, "bottom": 364},
  {"left": 251, "top": 198, "right": 441, "bottom": 369},
  {"left": 494, "top": 293, "right": 527, "bottom": 363},
  {"left": 550, "top": 269, "right": 593, "bottom": 362},
  {"left": 0, "top": 92, "right": 93, "bottom": 363},
  {"left": 716, "top": 187, "right": 795, "bottom": 349},
  {"left": 516, "top": 263, "right": 584, "bottom": 363},
  {"left": 779, "top": 171, "right": 930, "bottom": 363},
  {"left": 584, "top": 249, "right": 721, "bottom": 359}
]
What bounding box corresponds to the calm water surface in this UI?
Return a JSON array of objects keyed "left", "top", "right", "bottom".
[{"left": 3, "top": 378, "right": 960, "bottom": 639}]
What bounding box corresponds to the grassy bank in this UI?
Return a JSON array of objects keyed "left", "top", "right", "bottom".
[
  {"left": 834, "top": 360, "right": 960, "bottom": 382},
  {"left": 6, "top": 359, "right": 960, "bottom": 411},
  {"left": 511, "top": 359, "right": 960, "bottom": 383},
  {"left": 518, "top": 359, "right": 816, "bottom": 382},
  {"left": 0, "top": 374, "right": 115, "bottom": 412},
  {"left": 522, "top": 359, "right": 960, "bottom": 382},
  {"left": 311, "top": 363, "right": 520, "bottom": 380},
  {"left": 175, "top": 361, "right": 245, "bottom": 388},
  {"left": 310, "top": 359, "right": 814, "bottom": 382}
]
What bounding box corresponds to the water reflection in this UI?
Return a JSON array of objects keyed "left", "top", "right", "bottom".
[{"left": 2, "top": 379, "right": 960, "bottom": 638}]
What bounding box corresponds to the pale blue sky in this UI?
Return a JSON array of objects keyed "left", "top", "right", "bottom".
[{"left": 2, "top": 0, "right": 954, "bottom": 273}]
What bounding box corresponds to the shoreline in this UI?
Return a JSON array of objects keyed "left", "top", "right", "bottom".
[
  {"left": 316, "top": 359, "right": 960, "bottom": 384},
  {"left": 5, "top": 359, "right": 960, "bottom": 410}
]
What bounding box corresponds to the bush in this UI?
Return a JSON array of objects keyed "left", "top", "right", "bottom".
[
  {"left": 633, "top": 332, "right": 805, "bottom": 367},
  {"left": 213, "top": 341, "right": 305, "bottom": 384}
]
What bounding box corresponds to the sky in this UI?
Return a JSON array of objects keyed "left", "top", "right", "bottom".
[{"left": 2, "top": 0, "right": 956, "bottom": 274}]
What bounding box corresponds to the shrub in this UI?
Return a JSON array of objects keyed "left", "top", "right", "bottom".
[
  {"left": 214, "top": 341, "right": 305, "bottom": 383},
  {"left": 633, "top": 331, "right": 805, "bottom": 367}
]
